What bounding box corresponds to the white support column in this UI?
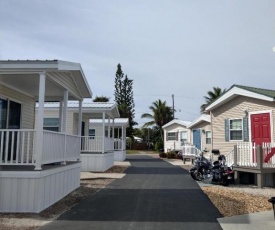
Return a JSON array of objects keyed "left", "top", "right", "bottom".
[
  {"left": 122, "top": 125, "right": 124, "bottom": 150},
  {"left": 62, "top": 90, "right": 68, "bottom": 164},
  {"left": 78, "top": 100, "right": 82, "bottom": 136},
  {"left": 62, "top": 90, "right": 68, "bottom": 133},
  {"left": 58, "top": 101, "right": 63, "bottom": 132},
  {"left": 108, "top": 117, "right": 111, "bottom": 138},
  {"left": 35, "top": 72, "right": 46, "bottom": 170},
  {"left": 102, "top": 112, "right": 105, "bottom": 153},
  {"left": 112, "top": 119, "right": 115, "bottom": 150}
]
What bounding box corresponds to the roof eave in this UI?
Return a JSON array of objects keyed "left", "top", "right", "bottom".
[{"left": 205, "top": 86, "right": 275, "bottom": 112}]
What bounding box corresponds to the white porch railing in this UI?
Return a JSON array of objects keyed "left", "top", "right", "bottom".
[
  {"left": 225, "top": 148, "right": 234, "bottom": 167},
  {"left": 236, "top": 142, "right": 256, "bottom": 167},
  {"left": 0, "top": 129, "right": 36, "bottom": 165},
  {"left": 114, "top": 138, "right": 123, "bottom": 150},
  {"left": 81, "top": 136, "right": 114, "bottom": 153},
  {"left": 42, "top": 130, "right": 66, "bottom": 164},
  {"left": 66, "top": 134, "right": 81, "bottom": 160},
  {"left": 262, "top": 142, "right": 275, "bottom": 168},
  {"left": 42, "top": 131, "right": 81, "bottom": 164},
  {"left": 236, "top": 142, "right": 275, "bottom": 168},
  {"left": 181, "top": 144, "right": 201, "bottom": 156},
  {"left": 0, "top": 129, "right": 81, "bottom": 167}
]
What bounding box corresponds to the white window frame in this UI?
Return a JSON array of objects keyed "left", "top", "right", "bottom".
[
  {"left": 89, "top": 128, "right": 95, "bottom": 139},
  {"left": 167, "top": 132, "right": 177, "bottom": 141},
  {"left": 205, "top": 131, "right": 212, "bottom": 144},
  {"left": 229, "top": 118, "right": 243, "bottom": 141},
  {"left": 180, "top": 131, "right": 188, "bottom": 144},
  {"left": 43, "top": 118, "right": 59, "bottom": 132},
  {"left": 0, "top": 96, "right": 22, "bottom": 129}
]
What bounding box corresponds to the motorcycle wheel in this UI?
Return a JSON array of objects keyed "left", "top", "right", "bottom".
[
  {"left": 220, "top": 178, "right": 229, "bottom": 186},
  {"left": 190, "top": 170, "right": 202, "bottom": 181}
]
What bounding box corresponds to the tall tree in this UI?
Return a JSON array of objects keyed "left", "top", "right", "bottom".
[
  {"left": 141, "top": 99, "right": 173, "bottom": 141},
  {"left": 200, "top": 87, "right": 226, "bottom": 113},
  {"left": 93, "top": 96, "right": 110, "bottom": 102},
  {"left": 114, "top": 64, "right": 137, "bottom": 138}
]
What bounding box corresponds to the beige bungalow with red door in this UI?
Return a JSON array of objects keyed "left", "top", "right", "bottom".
[{"left": 205, "top": 84, "right": 275, "bottom": 187}]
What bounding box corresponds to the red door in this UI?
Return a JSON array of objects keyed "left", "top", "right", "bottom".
[{"left": 250, "top": 113, "right": 271, "bottom": 145}]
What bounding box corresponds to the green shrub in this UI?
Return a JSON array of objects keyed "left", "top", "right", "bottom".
[
  {"left": 159, "top": 152, "right": 167, "bottom": 158},
  {"left": 167, "top": 151, "right": 176, "bottom": 159},
  {"left": 154, "top": 141, "right": 164, "bottom": 152}
]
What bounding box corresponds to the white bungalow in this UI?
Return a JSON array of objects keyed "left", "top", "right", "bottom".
[
  {"left": 162, "top": 119, "right": 191, "bottom": 152},
  {"left": 0, "top": 60, "right": 92, "bottom": 213},
  {"left": 89, "top": 118, "right": 129, "bottom": 162},
  {"left": 40, "top": 102, "right": 124, "bottom": 172}
]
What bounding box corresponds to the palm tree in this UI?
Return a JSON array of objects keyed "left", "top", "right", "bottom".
[
  {"left": 200, "top": 87, "right": 226, "bottom": 113},
  {"left": 141, "top": 99, "right": 173, "bottom": 141}
]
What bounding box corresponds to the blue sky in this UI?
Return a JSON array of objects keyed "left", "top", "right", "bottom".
[{"left": 1, "top": 0, "right": 275, "bottom": 127}]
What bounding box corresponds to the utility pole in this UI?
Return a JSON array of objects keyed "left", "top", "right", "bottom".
[{"left": 172, "top": 94, "right": 175, "bottom": 119}]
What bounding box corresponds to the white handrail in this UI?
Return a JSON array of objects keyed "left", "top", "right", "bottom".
[
  {"left": 81, "top": 136, "right": 114, "bottom": 153},
  {"left": 0, "top": 129, "right": 81, "bottom": 167}
]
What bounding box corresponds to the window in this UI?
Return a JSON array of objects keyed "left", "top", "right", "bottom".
[
  {"left": 43, "top": 118, "right": 59, "bottom": 132},
  {"left": 0, "top": 98, "right": 21, "bottom": 129},
  {"left": 229, "top": 119, "right": 242, "bottom": 140},
  {"left": 205, "top": 131, "right": 212, "bottom": 144},
  {"left": 89, "top": 129, "right": 95, "bottom": 139},
  {"left": 167, "top": 132, "right": 177, "bottom": 141},
  {"left": 180, "top": 131, "right": 188, "bottom": 144}
]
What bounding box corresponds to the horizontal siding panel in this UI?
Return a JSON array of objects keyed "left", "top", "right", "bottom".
[
  {"left": 211, "top": 95, "right": 275, "bottom": 154},
  {"left": 0, "top": 84, "right": 35, "bottom": 129}
]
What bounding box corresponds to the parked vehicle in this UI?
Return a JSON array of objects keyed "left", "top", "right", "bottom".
[{"left": 189, "top": 149, "right": 233, "bottom": 186}]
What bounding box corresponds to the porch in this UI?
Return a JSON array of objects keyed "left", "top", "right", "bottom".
[
  {"left": 226, "top": 142, "right": 275, "bottom": 188},
  {"left": 0, "top": 60, "right": 92, "bottom": 213},
  {"left": 80, "top": 136, "right": 126, "bottom": 171},
  {"left": 0, "top": 129, "right": 80, "bottom": 168}
]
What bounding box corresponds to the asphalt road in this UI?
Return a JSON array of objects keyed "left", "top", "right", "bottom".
[{"left": 40, "top": 154, "right": 222, "bottom": 230}]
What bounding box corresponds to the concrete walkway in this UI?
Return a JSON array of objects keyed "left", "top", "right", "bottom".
[{"left": 40, "top": 154, "right": 222, "bottom": 230}]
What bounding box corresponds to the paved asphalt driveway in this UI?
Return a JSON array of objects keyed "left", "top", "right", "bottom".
[{"left": 40, "top": 154, "right": 222, "bottom": 230}]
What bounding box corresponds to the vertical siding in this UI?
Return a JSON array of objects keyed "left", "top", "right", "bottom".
[
  {"left": 211, "top": 96, "right": 275, "bottom": 154},
  {"left": 0, "top": 163, "right": 81, "bottom": 213},
  {"left": 81, "top": 153, "right": 114, "bottom": 172},
  {"left": 0, "top": 84, "right": 35, "bottom": 129}
]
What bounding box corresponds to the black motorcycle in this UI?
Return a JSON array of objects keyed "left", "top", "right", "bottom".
[{"left": 189, "top": 149, "right": 233, "bottom": 186}]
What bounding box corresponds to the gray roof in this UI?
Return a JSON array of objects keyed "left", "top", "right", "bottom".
[
  {"left": 233, "top": 84, "right": 275, "bottom": 99},
  {"left": 188, "top": 114, "right": 211, "bottom": 129},
  {"left": 90, "top": 118, "right": 129, "bottom": 127},
  {"left": 162, "top": 119, "right": 191, "bottom": 129},
  {"left": 44, "top": 102, "right": 117, "bottom": 109}
]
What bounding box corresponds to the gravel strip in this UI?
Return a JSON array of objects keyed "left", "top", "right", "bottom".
[{"left": 202, "top": 184, "right": 275, "bottom": 217}]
